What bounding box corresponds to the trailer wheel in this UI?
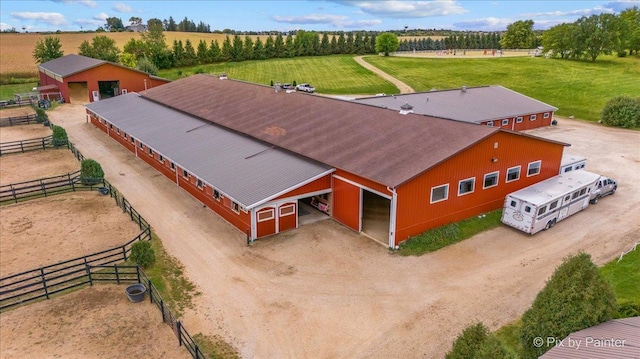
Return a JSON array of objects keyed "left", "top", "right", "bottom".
[{"left": 545, "top": 221, "right": 553, "bottom": 230}]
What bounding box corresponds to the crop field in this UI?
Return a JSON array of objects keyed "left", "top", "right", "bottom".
[
  {"left": 364, "top": 55, "right": 640, "bottom": 121},
  {"left": 159, "top": 55, "right": 399, "bottom": 95}
]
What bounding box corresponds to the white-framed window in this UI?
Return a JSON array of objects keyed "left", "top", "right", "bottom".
[
  {"left": 486, "top": 121, "right": 494, "bottom": 127},
  {"left": 196, "top": 179, "right": 203, "bottom": 189},
  {"left": 148, "top": 147, "right": 153, "bottom": 156},
  {"left": 213, "top": 189, "right": 221, "bottom": 201},
  {"left": 483, "top": 171, "right": 499, "bottom": 189},
  {"left": 524, "top": 205, "right": 532, "bottom": 213},
  {"left": 159, "top": 155, "right": 164, "bottom": 163},
  {"left": 231, "top": 201, "right": 240, "bottom": 214},
  {"left": 139, "top": 142, "right": 144, "bottom": 149},
  {"left": 430, "top": 184, "right": 449, "bottom": 204},
  {"left": 506, "top": 166, "right": 521, "bottom": 183},
  {"left": 543, "top": 112, "right": 550, "bottom": 119},
  {"left": 279, "top": 204, "right": 296, "bottom": 217},
  {"left": 109, "top": 123, "right": 113, "bottom": 129},
  {"left": 501, "top": 119, "right": 509, "bottom": 126},
  {"left": 549, "top": 200, "right": 559, "bottom": 210},
  {"left": 257, "top": 208, "right": 274, "bottom": 222},
  {"left": 182, "top": 169, "right": 189, "bottom": 179},
  {"left": 458, "top": 177, "right": 475, "bottom": 196},
  {"left": 527, "top": 160, "right": 541, "bottom": 177},
  {"left": 130, "top": 136, "right": 135, "bottom": 143},
  {"left": 516, "top": 116, "right": 523, "bottom": 123},
  {"left": 170, "top": 162, "right": 175, "bottom": 171},
  {"left": 530, "top": 114, "right": 537, "bottom": 121}
]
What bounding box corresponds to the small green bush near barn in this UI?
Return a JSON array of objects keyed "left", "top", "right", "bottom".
[
  {"left": 80, "top": 158, "right": 104, "bottom": 185},
  {"left": 446, "top": 322, "right": 489, "bottom": 359},
  {"left": 130, "top": 240, "right": 156, "bottom": 269},
  {"left": 34, "top": 107, "right": 48, "bottom": 123},
  {"left": 600, "top": 96, "right": 640, "bottom": 128},
  {"left": 51, "top": 125, "right": 67, "bottom": 147},
  {"left": 520, "top": 252, "right": 617, "bottom": 359}
]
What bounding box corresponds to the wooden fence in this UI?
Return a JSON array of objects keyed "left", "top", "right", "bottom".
[
  {"left": 0, "top": 170, "right": 91, "bottom": 204},
  {"left": 0, "top": 135, "right": 69, "bottom": 156},
  {"left": 2, "top": 264, "right": 205, "bottom": 359},
  {"left": 0, "top": 114, "right": 38, "bottom": 127}
]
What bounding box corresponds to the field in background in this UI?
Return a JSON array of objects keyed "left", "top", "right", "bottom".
[
  {"left": 158, "top": 55, "right": 400, "bottom": 95},
  {"left": 364, "top": 55, "right": 640, "bottom": 121}
]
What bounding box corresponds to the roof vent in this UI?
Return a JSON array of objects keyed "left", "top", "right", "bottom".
[
  {"left": 461, "top": 85, "right": 467, "bottom": 93},
  {"left": 399, "top": 102, "right": 414, "bottom": 115}
]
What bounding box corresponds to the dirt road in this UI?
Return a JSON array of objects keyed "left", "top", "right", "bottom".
[
  {"left": 354, "top": 56, "right": 415, "bottom": 94},
  {"left": 49, "top": 105, "right": 639, "bottom": 358}
]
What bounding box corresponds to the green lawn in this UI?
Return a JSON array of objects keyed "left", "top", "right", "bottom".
[
  {"left": 600, "top": 245, "right": 640, "bottom": 303},
  {"left": 158, "top": 55, "right": 399, "bottom": 95},
  {"left": 363, "top": 55, "right": 640, "bottom": 122},
  {"left": 0, "top": 82, "right": 37, "bottom": 101}
]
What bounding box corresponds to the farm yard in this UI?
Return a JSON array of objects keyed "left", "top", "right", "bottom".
[
  {"left": 45, "top": 103, "right": 640, "bottom": 358},
  {"left": 0, "top": 122, "right": 194, "bottom": 358}
]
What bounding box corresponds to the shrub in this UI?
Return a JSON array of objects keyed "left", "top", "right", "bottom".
[
  {"left": 292, "top": 80, "right": 297, "bottom": 87},
  {"left": 520, "top": 252, "right": 617, "bottom": 359},
  {"left": 130, "top": 240, "right": 156, "bottom": 268},
  {"left": 35, "top": 107, "right": 48, "bottom": 123},
  {"left": 51, "top": 125, "right": 67, "bottom": 147},
  {"left": 446, "top": 322, "right": 489, "bottom": 359},
  {"left": 600, "top": 96, "right": 640, "bottom": 128},
  {"left": 270, "top": 80, "right": 274, "bottom": 87},
  {"left": 136, "top": 57, "right": 159, "bottom": 76},
  {"left": 194, "top": 68, "right": 205, "bottom": 74},
  {"left": 476, "top": 335, "right": 515, "bottom": 359},
  {"left": 80, "top": 159, "right": 104, "bottom": 185},
  {"left": 616, "top": 300, "right": 640, "bottom": 318}
]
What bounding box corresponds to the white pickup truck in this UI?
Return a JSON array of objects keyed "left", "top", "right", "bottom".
[
  {"left": 590, "top": 176, "right": 617, "bottom": 204},
  {"left": 296, "top": 83, "right": 315, "bottom": 93}
]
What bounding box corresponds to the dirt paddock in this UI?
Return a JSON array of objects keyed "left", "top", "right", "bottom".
[
  {"left": 0, "top": 148, "right": 79, "bottom": 184},
  {"left": 0, "top": 192, "right": 141, "bottom": 277},
  {"left": 0, "top": 123, "right": 51, "bottom": 143},
  {"left": 0, "top": 106, "right": 36, "bottom": 119},
  {"left": 0, "top": 285, "right": 189, "bottom": 359}
]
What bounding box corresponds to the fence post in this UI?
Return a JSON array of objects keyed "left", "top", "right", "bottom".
[
  {"left": 115, "top": 264, "right": 120, "bottom": 284},
  {"left": 69, "top": 173, "right": 75, "bottom": 191},
  {"left": 42, "top": 137, "right": 46, "bottom": 150},
  {"left": 11, "top": 185, "right": 17, "bottom": 204},
  {"left": 85, "top": 258, "right": 93, "bottom": 286},
  {"left": 177, "top": 321, "right": 183, "bottom": 347},
  {"left": 136, "top": 265, "right": 141, "bottom": 283},
  {"left": 161, "top": 298, "right": 166, "bottom": 322},
  {"left": 122, "top": 245, "right": 128, "bottom": 261},
  {"left": 40, "top": 268, "right": 50, "bottom": 299},
  {"left": 20, "top": 141, "right": 24, "bottom": 153},
  {"left": 40, "top": 179, "right": 47, "bottom": 197}
]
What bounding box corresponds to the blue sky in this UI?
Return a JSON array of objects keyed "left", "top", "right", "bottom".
[{"left": 1, "top": 0, "right": 638, "bottom": 33}]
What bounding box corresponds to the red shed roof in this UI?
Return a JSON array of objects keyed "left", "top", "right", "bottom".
[{"left": 141, "top": 75, "right": 564, "bottom": 188}]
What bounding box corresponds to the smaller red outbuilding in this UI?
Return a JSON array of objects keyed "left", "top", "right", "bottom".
[{"left": 38, "top": 54, "right": 169, "bottom": 104}]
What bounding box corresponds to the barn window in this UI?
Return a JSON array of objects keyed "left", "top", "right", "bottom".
[
  {"left": 483, "top": 171, "right": 499, "bottom": 189},
  {"left": 527, "top": 161, "right": 541, "bottom": 177},
  {"left": 197, "top": 179, "right": 203, "bottom": 189},
  {"left": 506, "top": 166, "right": 521, "bottom": 182},
  {"left": 486, "top": 121, "right": 494, "bottom": 127},
  {"left": 430, "top": 184, "right": 449, "bottom": 204},
  {"left": 530, "top": 114, "right": 537, "bottom": 121},
  {"left": 501, "top": 119, "right": 509, "bottom": 126},
  {"left": 543, "top": 112, "right": 550, "bottom": 119},
  {"left": 109, "top": 124, "right": 113, "bottom": 129},
  {"left": 257, "top": 209, "right": 274, "bottom": 222},
  {"left": 159, "top": 155, "right": 164, "bottom": 163},
  {"left": 279, "top": 204, "right": 295, "bottom": 216},
  {"left": 458, "top": 177, "right": 475, "bottom": 196},
  {"left": 148, "top": 147, "right": 153, "bottom": 156},
  {"left": 124, "top": 133, "right": 128, "bottom": 139},
  {"left": 170, "top": 162, "right": 175, "bottom": 171},
  {"left": 213, "top": 190, "right": 221, "bottom": 201},
  {"left": 139, "top": 142, "right": 144, "bottom": 149},
  {"left": 130, "top": 137, "right": 135, "bottom": 143},
  {"left": 182, "top": 169, "right": 189, "bottom": 179},
  {"left": 116, "top": 128, "right": 120, "bottom": 134},
  {"left": 516, "top": 117, "right": 523, "bottom": 123},
  {"left": 231, "top": 201, "right": 240, "bottom": 214}
]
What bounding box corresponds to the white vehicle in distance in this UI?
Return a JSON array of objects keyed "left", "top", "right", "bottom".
[{"left": 296, "top": 83, "right": 315, "bottom": 93}]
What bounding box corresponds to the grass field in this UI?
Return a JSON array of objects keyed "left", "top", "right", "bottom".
[
  {"left": 158, "top": 55, "right": 399, "bottom": 95},
  {"left": 0, "top": 82, "right": 37, "bottom": 101},
  {"left": 363, "top": 55, "right": 640, "bottom": 122}
]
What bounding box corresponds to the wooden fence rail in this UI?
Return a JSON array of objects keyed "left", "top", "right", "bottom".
[
  {"left": 0, "top": 135, "right": 62, "bottom": 156},
  {"left": 0, "top": 114, "right": 38, "bottom": 127}
]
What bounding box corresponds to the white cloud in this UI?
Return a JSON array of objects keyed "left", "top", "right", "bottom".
[
  {"left": 11, "top": 12, "right": 67, "bottom": 26},
  {"left": 452, "top": 17, "right": 512, "bottom": 31},
  {"left": 0, "top": 22, "right": 15, "bottom": 31},
  {"left": 50, "top": 0, "right": 97, "bottom": 8},
  {"left": 112, "top": 3, "right": 133, "bottom": 13},
  {"left": 273, "top": 13, "right": 382, "bottom": 28},
  {"left": 94, "top": 12, "right": 109, "bottom": 21},
  {"left": 331, "top": 0, "right": 467, "bottom": 18}
]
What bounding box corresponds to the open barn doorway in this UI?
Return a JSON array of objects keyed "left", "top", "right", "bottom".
[
  {"left": 298, "top": 194, "right": 330, "bottom": 226},
  {"left": 98, "top": 80, "right": 120, "bottom": 100},
  {"left": 361, "top": 190, "right": 390, "bottom": 245}
]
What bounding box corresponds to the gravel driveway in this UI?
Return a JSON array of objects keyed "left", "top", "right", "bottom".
[{"left": 49, "top": 105, "right": 640, "bottom": 358}]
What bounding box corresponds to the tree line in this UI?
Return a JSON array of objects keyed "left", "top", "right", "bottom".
[{"left": 397, "top": 32, "right": 503, "bottom": 51}]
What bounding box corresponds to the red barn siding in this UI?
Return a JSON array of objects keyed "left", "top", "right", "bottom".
[
  {"left": 257, "top": 207, "right": 276, "bottom": 237},
  {"left": 332, "top": 177, "right": 361, "bottom": 231},
  {"left": 394, "top": 131, "right": 564, "bottom": 244},
  {"left": 278, "top": 202, "right": 297, "bottom": 232},
  {"left": 480, "top": 111, "right": 554, "bottom": 132}
]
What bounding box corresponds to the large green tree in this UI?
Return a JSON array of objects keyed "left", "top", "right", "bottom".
[
  {"left": 141, "top": 19, "right": 171, "bottom": 68},
  {"left": 105, "top": 17, "right": 124, "bottom": 32},
  {"left": 541, "top": 23, "right": 576, "bottom": 58},
  {"left": 574, "top": 14, "right": 622, "bottom": 61},
  {"left": 78, "top": 35, "right": 120, "bottom": 62},
  {"left": 520, "top": 252, "right": 617, "bottom": 359},
  {"left": 620, "top": 6, "right": 640, "bottom": 55},
  {"left": 375, "top": 32, "right": 399, "bottom": 56},
  {"left": 500, "top": 20, "right": 536, "bottom": 49},
  {"left": 33, "top": 36, "right": 64, "bottom": 63}
]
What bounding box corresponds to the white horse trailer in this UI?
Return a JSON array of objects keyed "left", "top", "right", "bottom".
[
  {"left": 559, "top": 154, "right": 587, "bottom": 174},
  {"left": 502, "top": 171, "right": 602, "bottom": 234}
]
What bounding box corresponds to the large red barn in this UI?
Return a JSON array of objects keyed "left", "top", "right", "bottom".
[
  {"left": 38, "top": 54, "right": 169, "bottom": 104},
  {"left": 86, "top": 75, "right": 568, "bottom": 248}
]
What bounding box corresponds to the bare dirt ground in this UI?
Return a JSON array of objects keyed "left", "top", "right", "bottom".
[
  {"left": 0, "top": 285, "right": 189, "bottom": 359},
  {"left": 0, "top": 106, "right": 36, "bottom": 119},
  {"left": 0, "top": 192, "right": 141, "bottom": 276},
  {"left": 47, "top": 104, "right": 640, "bottom": 359},
  {"left": 394, "top": 49, "right": 535, "bottom": 58},
  {"left": 0, "top": 149, "right": 79, "bottom": 184},
  {"left": 0, "top": 123, "right": 51, "bottom": 143}
]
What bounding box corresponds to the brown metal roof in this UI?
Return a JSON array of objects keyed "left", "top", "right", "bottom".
[
  {"left": 141, "top": 75, "right": 507, "bottom": 188},
  {"left": 541, "top": 316, "right": 640, "bottom": 359}
]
